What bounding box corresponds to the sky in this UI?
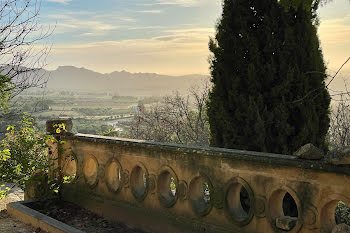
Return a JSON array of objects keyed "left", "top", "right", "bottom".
[{"left": 37, "top": 0, "right": 350, "bottom": 75}]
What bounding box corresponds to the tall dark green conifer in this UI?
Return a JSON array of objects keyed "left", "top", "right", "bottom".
[{"left": 207, "top": 0, "right": 330, "bottom": 154}]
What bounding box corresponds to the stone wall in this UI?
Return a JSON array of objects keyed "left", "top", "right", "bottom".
[{"left": 47, "top": 119, "right": 350, "bottom": 233}]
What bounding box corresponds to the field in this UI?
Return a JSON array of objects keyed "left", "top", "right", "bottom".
[{"left": 10, "top": 89, "right": 159, "bottom": 136}]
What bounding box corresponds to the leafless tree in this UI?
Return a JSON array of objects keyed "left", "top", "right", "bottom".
[
  {"left": 328, "top": 94, "right": 350, "bottom": 148},
  {"left": 128, "top": 82, "right": 211, "bottom": 146},
  {"left": 0, "top": 0, "right": 51, "bottom": 98},
  {"left": 328, "top": 73, "right": 350, "bottom": 149}
]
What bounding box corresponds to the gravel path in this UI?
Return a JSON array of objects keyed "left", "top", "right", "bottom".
[
  {"left": 0, "top": 183, "right": 24, "bottom": 210},
  {"left": 0, "top": 183, "right": 47, "bottom": 233}
]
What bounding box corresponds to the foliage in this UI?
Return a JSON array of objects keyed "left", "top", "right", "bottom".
[
  {"left": 335, "top": 201, "right": 350, "bottom": 226},
  {"left": 17, "top": 97, "right": 53, "bottom": 112},
  {"left": 0, "top": 96, "right": 53, "bottom": 139},
  {"left": 279, "top": 0, "right": 319, "bottom": 15},
  {"left": 279, "top": 0, "right": 350, "bottom": 11},
  {"left": 0, "top": 74, "right": 12, "bottom": 111},
  {"left": 0, "top": 113, "right": 50, "bottom": 187},
  {"left": 47, "top": 122, "right": 77, "bottom": 199},
  {"left": 58, "top": 91, "right": 76, "bottom": 96},
  {"left": 73, "top": 118, "right": 116, "bottom": 135},
  {"left": 98, "top": 127, "right": 120, "bottom": 137},
  {"left": 72, "top": 107, "right": 131, "bottom": 116},
  {"left": 128, "top": 83, "right": 210, "bottom": 146},
  {"left": 0, "top": 148, "right": 11, "bottom": 162},
  {"left": 0, "top": 184, "right": 11, "bottom": 199},
  {"left": 207, "top": 0, "right": 330, "bottom": 154},
  {"left": 137, "top": 96, "right": 162, "bottom": 106},
  {"left": 0, "top": 117, "right": 76, "bottom": 200},
  {"left": 112, "top": 95, "right": 138, "bottom": 102}
]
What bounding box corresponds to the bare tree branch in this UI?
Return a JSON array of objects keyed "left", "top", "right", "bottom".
[
  {"left": 289, "top": 57, "right": 350, "bottom": 104},
  {"left": 327, "top": 57, "right": 350, "bottom": 88},
  {"left": 127, "top": 82, "right": 211, "bottom": 146},
  {"left": 0, "top": 0, "right": 52, "bottom": 99}
]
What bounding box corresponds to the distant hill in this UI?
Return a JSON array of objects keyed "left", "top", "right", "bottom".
[{"left": 45, "top": 66, "right": 209, "bottom": 96}]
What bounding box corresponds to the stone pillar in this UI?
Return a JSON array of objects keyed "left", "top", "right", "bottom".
[{"left": 46, "top": 118, "right": 73, "bottom": 135}]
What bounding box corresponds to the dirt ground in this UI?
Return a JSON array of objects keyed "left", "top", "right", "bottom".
[
  {"left": 1, "top": 184, "right": 146, "bottom": 233},
  {"left": 27, "top": 200, "right": 146, "bottom": 233},
  {"left": 0, "top": 183, "right": 47, "bottom": 233}
]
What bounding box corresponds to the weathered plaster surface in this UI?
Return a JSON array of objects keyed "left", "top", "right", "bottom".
[{"left": 50, "top": 127, "right": 350, "bottom": 233}]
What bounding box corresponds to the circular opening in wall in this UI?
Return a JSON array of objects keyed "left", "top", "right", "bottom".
[
  {"left": 321, "top": 197, "right": 350, "bottom": 232},
  {"left": 130, "top": 165, "right": 148, "bottom": 201},
  {"left": 225, "top": 178, "right": 254, "bottom": 226},
  {"left": 269, "top": 189, "right": 301, "bottom": 232},
  {"left": 240, "top": 186, "right": 251, "bottom": 215},
  {"left": 105, "top": 160, "right": 122, "bottom": 193},
  {"left": 283, "top": 192, "right": 298, "bottom": 218},
  {"left": 189, "top": 176, "right": 212, "bottom": 216},
  {"left": 157, "top": 169, "right": 178, "bottom": 207},
  {"left": 62, "top": 155, "right": 77, "bottom": 179},
  {"left": 335, "top": 201, "right": 350, "bottom": 226},
  {"left": 83, "top": 156, "right": 98, "bottom": 187}
]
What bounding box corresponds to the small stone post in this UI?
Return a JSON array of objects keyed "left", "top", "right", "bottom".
[{"left": 46, "top": 118, "right": 73, "bottom": 136}]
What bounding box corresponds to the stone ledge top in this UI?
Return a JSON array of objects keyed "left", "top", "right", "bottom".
[{"left": 64, "top": 133, "right": 350, "bottom": 176}]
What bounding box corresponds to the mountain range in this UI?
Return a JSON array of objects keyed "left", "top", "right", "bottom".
[
  {"left": 44, "top": 66, "right": 209, "bottom": 96},
  {"left": 40, "top": 65, "right": 350, "bottom": 98}
]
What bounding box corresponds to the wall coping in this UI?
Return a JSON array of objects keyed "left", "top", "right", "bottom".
[{"left": 64, "top": 133, "right": 350, "bottom": 175}]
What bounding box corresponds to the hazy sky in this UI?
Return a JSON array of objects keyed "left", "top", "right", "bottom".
[{"left": 39, "top": 0, "right": 350, "bottom": 75}]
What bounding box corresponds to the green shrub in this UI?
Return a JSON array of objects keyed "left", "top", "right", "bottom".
[
  {"left": 0, "top": 115, "right": 76, "bottom": 200},
  {"left": 335, "top": 201, "right": 350, "bottom": 226},
  {"left": 0, "top": 113, "right": 51, "bottom": 188}
]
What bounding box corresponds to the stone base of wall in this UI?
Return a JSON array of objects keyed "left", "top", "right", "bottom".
[{"left": 62, "top": 184, "right": 237, "bottom": 233}]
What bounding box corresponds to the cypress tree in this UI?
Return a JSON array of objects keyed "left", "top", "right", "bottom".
[{"left": 207, "top": 0, "right": 330, "bottom": 154}]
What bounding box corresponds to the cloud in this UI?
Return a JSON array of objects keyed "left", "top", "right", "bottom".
[
  {"left": 119, "top": 17, "right": 137, "bottom": 22},
  {"left": 54, "top": 27, "right": 214, "bottom": 50},
  {"left": 46, "top": 14, "right": 119, "bottom": 36},
  {"left": 139, "top": 0, "right": 203, "bottom": 7},
  {"left": 319, "top": 14, "right": 350, "bottom": 44},
  {"left": 318, "top": 14, "right": 350, "bottom": 69},
  {"left": 136, "top": 9, "right": 163, "bottom": 14},
  {"left": 47, "top": 27, "right": 215, "bottom": 75},
  {"left": 139, "top": 0, "right": 222, "bottom": 8},
  {"left": 46, "top": 0, "right": 72, "bottom": 4},
  {"left": 90, "top": 14, "right": 136, "bottom": 23},
  {"left": 156, "top": 0, "right": 199, "bottom": 6},
  {"left": 127, "top": 25, "right": 166, "bottom": 30}
]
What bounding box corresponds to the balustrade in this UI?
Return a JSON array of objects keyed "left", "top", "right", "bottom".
[{"left": 46, "top": 119, "right": 350, "bottom": 233}]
